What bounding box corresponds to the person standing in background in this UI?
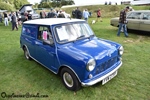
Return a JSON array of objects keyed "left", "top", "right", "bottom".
[
  {"left": 48, "top": 9, "right": 56, "bottom": 18},
  {"left": 3, "top": 12, "right": 9, "bottom": 26},
  {"left": 11, "top": 12, "right": 18, "bottom": 31},
  {"left": 41, "top": 10, "right": 46, "bottom": 18},
  {"left": 120, "top": 6, "right": 134, "bottom": 32},
  {"left": 117, "top": 6, "right": 130, "bottom": 37},
  {"left": 40, "top": 11, "right": 42, "bottom": 18},
  {"left": 75, "top": 7, "right": 82, "bottom": 19},
  {"left": 72, "top": 9, "right": 76, "bottom": 18},
  {"left": 96, "top": 8, "right": 102, "bottom": 22},
  {"left": 57, "top": 10, "right": 65, "bottom": 18},
  {"left": 27, "top": 11, "right": 32, "bottom": 20},
  {"left": 24, "top": 11, "right": 28, "bottom": 22},
  {"left": 83, "top": 9, "right": 90, "bottom": 22}
]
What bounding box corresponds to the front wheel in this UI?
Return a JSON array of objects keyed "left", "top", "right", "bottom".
[{"left": 60, "top": 67, "right": 81, "bottom": 91}]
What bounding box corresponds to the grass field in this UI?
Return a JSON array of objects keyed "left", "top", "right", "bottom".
[{"left": 0, "top": 18, "right": 150, "bottom": 100}]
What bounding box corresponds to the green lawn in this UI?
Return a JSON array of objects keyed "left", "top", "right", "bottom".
[{"left": 0, "top": 18, "right": 150, "bottom": 100}]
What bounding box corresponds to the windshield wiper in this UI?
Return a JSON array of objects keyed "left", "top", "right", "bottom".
[
  {"left": 87, "top": 34, "right": 95, "bottom": 40},
  {"left": 90, "top": 34, "right": 95, "bottom": 37},
  {"left": 76, "top": 35, "right": 85, "bottom": 40},
  {"left": 60, "top": 39, "right": 68, "bottom": 42}
]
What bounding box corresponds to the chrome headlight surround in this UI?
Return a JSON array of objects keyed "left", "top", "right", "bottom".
[
  {"left": 86, "top": 59, "right": 96, "bottom": 71},
  {"left": 119, "top": 46, "right": 124, "bottom": 55}
]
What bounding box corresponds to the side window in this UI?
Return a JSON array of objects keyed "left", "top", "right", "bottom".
[
  {"left": 127, "top": 12, "right": 135, "bottom": 19},
  {"left": 22, "top": 25, "right": 37, "bottom": 38},
  {"left": 127, "top": 12, "right": 142, "bottom": 19},
  {"left": 37, "top": 26, "right": 52, "bottom": 41}
]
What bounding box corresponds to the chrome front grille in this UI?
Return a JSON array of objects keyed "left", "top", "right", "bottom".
[{"left": 95, "top": 56, "right": 117, "bottom": 75}]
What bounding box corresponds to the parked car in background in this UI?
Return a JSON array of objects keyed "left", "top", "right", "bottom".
[
  {"left": 19, "top": 4, "right": 40, "bottom": 21},
  {"left": 20, "top": 18, "right": 124, "bottom": 91},
  {"left": 110, "top": 10, "right": 150, "bottom": 32}
]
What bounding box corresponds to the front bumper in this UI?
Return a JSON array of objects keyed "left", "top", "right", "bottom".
[{"left": 81, "top": 61, "right": 122, "bottom": 86}]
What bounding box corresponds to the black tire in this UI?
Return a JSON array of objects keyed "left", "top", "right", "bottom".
[
  {"left": 60, "top": 67, "right": 81, "bottom": 91},
  {"left": 23, "top": 47, "right": 31, "bottom": 60}
]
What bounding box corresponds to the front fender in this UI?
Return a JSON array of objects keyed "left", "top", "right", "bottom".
[{"left": 57, "top": 48, "right": 92, "bottom": 82}]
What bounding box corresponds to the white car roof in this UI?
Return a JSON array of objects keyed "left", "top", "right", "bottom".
[
  {"left": 23, "top": 18, "right": 85, "bottom": 25},
  {"left": 131, "top": 10, "right": 150, "bottom": 13}
]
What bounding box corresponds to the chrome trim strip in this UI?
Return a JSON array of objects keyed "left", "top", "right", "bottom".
[
  {"left": 60, "top": 64, "right": 82, "bottom": 83},
  {"left": 30, "top": 56, "right": 57, "bottom": 74},
  {"left": 81, "top": 61, "right": 122, "bottom": 86}
]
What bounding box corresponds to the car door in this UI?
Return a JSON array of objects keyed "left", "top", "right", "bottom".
[
  {"left": 127, "top": 12, "right": 142, "bottom": 30},
  {"left": 35, "top": 25, "right": 57, "bottom": 72},
  {"left": 139, "top": 12, "right": 150, "bottom": 32}
]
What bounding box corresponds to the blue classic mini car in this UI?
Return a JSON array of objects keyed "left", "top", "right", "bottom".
[{"left": 20, "top": 18, "right": 124, "bottom": 91}]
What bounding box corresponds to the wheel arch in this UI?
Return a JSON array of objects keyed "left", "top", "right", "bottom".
[
  {"left": 58, "top": 65, "right": 81, "bottom": 83},
  {"left": 22, "top": 45, "right": 31, "bottom": 57}
]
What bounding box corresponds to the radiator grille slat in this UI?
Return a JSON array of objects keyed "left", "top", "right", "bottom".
[{"left": 95, "top": 57, "right": 117, "bottom": 75}]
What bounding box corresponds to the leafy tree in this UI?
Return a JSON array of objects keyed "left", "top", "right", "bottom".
[
  {"left": 0, "top": 2, "right": 15, "bottom": 11},
  {"left": 38, "top": 2, "right": 52, "bottom": 8},
  {"left": 13, "top": 0, "right": 29, "bottom": 9},
  {"left": 39, "top": 0, "right": 74, "bottom": 8},
  {"left": 33, "top": 3, "right": 39, "bottom": 8},
  {"left": 40, "top": 0, "right": 53, "bottom": 3},
  {"left": 51, "top": 1, "right": 58, "bottom": 7},
  {"left": 0, "top": 0, "right": 29, "bottom": 10},
  {"left": 67, "top": 0, "right": 74, "bottom": 5}
]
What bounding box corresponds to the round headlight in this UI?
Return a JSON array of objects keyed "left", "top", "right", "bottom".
[
  {"left": 119, "top": 46, "right": 124, "bottom": 55},
  {"left": 86, "top": 59, "right": 96, "bottom": 71}
]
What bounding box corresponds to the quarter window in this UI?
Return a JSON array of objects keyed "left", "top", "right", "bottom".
[
  {"left": 22, "top": 25, "right": 37, "bottom": 38},
  {"left": 142, "top": 12, "right": 150, "bottom": 20}
]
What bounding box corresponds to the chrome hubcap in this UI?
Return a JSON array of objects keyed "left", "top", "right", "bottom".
[{"left": 63, "top": 72, "right": 73, "bottom": 87}]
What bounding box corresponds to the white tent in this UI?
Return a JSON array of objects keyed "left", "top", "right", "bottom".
[
  {"left": 0, "top": 10, "right": 7, "bottom": 13},
  {"left": 131, "top": 0, "right": 150, "bottom": 5}
]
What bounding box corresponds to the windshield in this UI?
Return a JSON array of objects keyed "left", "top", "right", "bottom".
[{"left": 55, "top": 23, "right": 94, "bottom": 43}]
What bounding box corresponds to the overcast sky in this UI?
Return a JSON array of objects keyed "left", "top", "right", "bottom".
[{"left": 28, "top": 0, "right": 133, "bottom": 5}]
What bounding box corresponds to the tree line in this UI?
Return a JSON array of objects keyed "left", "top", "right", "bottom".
[
  {"left": 38, "top": 0, "right": 74, "bottom": 8},
  {"left": 0, "top": 0, "right": 75, "bottom": 11}
]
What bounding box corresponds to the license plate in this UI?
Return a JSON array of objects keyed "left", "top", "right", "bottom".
[{"left": 102, "top": 71, "right": 118, "bottom": 85}]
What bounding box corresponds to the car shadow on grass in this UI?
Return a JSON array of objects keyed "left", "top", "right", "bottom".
[{"left": 128, "top": 30, "right": 150, "bottom": 37}]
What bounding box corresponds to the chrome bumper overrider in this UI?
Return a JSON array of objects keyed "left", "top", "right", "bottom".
[{"left": 81, "top": 61, "right": 122, "bottom": 86}]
